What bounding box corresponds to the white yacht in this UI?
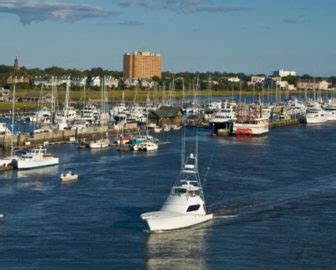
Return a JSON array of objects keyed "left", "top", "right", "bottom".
[
  {"left": 304, "top": 107, "right": 327, "bottom": 124},
  {"left": 137, "top": 141, "right": 158, "bottom": 152},
  {"left": 79, "top": 104, "right": 99, "bottom": 123},
  {"left": 141, "top": 152, "right": 213, "bottom": 232},
  {"left": 209, "top": 107, "right": 235, "bottom": 124},
  {"left": 17, "top": 147, "right": 59, "bottom": 170},
  {"left": 323, "top": 104, "right": 336, "bottom": 122}
]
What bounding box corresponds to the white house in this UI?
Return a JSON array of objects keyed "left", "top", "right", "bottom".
[
  {"left": 124, "top": 78, "right": 139, "bottom": 88},
  {"left": 250, "top": 75, "right": 266, "bottom": 83},
  {"left": 104, "top": 76, "right": 119, "bottom": 88},
  {"left": 140, "top": 79, "right": 155, "bottom": 89},
  {"left": 227, "top": 77, "right": 240, "bottom": 83},
  {"left": 89, "top": 76, "right": 101, "bottom": 87},
  {"left": 33, "top": 76, "right": 71, "bottom": 87},
  {"left": 71, "top": 77, "right": 88, "bottom": 87}
]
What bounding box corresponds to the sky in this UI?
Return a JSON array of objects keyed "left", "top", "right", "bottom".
[{"left": 0, "top": 0, "right": 335, "bottom": 76}]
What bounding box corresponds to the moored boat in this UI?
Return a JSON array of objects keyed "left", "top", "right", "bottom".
[
  {"left": 138, "top": 141, "right": 158, "bottom": 152},
  {"left": 17, "top": 146, "right": 59, "bottom": 170}
]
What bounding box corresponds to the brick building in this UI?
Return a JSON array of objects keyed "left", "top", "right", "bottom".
[{"left": 123, "top": 51, "right": 161, "bottom": 79}]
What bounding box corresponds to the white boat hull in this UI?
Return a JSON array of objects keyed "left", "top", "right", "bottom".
[
  {"left": 232, "top": 123, "right": 269, "bottom": 135},
  {"left": 61, "top": 174, "right": 78, "bottom": 182},
  {"left": 141, "top": 211, "right": 213, "bottom": 232},
  {"left": 89, "top": 139, "right": 110, "bottom": 149},
  {"left": 305, "top": 116, "right": 327, "bottom": 124},
  {"left": 17, "top": 157, "right": 59, "bottom": 170}
]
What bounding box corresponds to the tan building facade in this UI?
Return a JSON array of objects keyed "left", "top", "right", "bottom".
[
  {"left": 123, "top": 51, "right": 162, "bottom": 79},
  {"left": 297, "top": 79, "right": 331, "bottom": 90}
]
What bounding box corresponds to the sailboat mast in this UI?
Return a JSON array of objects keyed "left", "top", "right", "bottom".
[
  {"left": 181, "top": 125, "right": 186, "bottom": 170},
  {"left": 181, "top": 78, "right": 185, "bottom": 108},
  {"left": 65, "top": 81, "right": 70, "bottom": 111},
  {"left": 208, "top": 73, "right": 212, "bottom": 104},
  {"left": 11, "top": 83, "right": 16, "bottom": 158}
]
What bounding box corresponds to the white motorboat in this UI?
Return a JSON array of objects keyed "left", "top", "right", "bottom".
[
  {"left": 17, "top": 146, "right": 59, "bottom": 170},
  {"left": 60, "top": 170, "right": 78, "bottom": 182},
  {"left": 323, "top": 104, "right": 336, "bottom": 122},
  {"left": 304, "top": 108, "right": 327, "bottom": 124},
  {"left": 141, "top": 152, "right": 213, "bottom": 232},
  {"left": 138, "top": 141, "right": 158, "bottom": 152},
  {"left": 89, "top": 138, "right": 110, "bottom": 149}
]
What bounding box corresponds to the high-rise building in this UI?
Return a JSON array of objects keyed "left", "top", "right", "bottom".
[
  {"left": 123, "top": 51, "right": 162, "bottom": 79},
  {"left": 14, "top": 56, "right": 20, "bottom": 71}
]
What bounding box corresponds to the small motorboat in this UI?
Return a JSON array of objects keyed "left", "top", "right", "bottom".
[{"left": 60, "top": 170, "right": 78, "bottom": 182}]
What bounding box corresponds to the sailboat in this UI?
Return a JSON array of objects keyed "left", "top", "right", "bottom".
[
  {"left": 1, "top": 83, "right": 17, "bottom": 170},
  {"left": 89, "top": 77, "right": 110, "bottom": 149},
  {"left": 141, "top": 128, "right": 213, "bottom": 232}
]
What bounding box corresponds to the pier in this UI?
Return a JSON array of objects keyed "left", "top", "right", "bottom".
[
  {"left": 0, "top": 126, "right": 138, "bottom": 152},
  {"left": 269, "top": 119, "right": 300, "bottom": 129}
]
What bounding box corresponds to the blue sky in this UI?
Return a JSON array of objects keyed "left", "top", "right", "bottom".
[{"left": 0, "top": 0, "right": 335, "bottom": 76}]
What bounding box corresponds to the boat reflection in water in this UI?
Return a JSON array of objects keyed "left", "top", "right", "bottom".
[
  {"left": 16, "top": 165, "right": 59, "bottom": 178},
  {"left": 145, "top": 224, "right": 212, "bottom": 270}
]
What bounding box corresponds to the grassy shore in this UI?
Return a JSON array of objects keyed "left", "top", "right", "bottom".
[{"left": 0, "top": 88, "right": 334, "bottom": 112}]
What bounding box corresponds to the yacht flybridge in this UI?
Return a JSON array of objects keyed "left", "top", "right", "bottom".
[{"left": 141, "top": 151, "right": 213, "bottom": 232}]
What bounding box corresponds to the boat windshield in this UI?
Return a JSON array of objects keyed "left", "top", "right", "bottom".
[{"left": 172, "top": 188, "right": 187, "bottom": 195}]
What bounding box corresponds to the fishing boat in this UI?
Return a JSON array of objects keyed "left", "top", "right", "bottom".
[
  {"left": 60, "top": 169, "right": 78, "bottom": 182},
  {"left": 16, "top": 146, "right": 59, "bottom": 170},
  {"left": 141, "top": 132, "right": 213, "bottom": 232}
]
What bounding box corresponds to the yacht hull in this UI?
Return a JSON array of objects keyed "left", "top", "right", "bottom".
[
  {"left": 89, "top": 139, "right": 110, "bottom": 149},
  {"left": 141, "top": 211, "right": 213, "bottom": 232},
  {"left": 305, "top": 116, "right": 327, "bottom": 124},
  {"left": 17, "top": 157, "right": 59, "bottom": 170}
]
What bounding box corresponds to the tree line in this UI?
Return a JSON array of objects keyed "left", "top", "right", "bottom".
[{"left": 1, "top": 65, "right": 335, "bottom": 91}]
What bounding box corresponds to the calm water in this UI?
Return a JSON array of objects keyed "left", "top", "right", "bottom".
[{"left": 0, "top": 125, "right": 336, "bottom": 269}]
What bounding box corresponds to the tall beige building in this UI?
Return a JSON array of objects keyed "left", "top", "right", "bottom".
[{"left": 123, "top": 51, "right": 162, "bottom": 79}]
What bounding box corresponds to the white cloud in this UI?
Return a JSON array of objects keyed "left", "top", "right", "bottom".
[
  {"left": 118, "top": 0, "right": 248, "bottom": 13},
  {"left": 0, "top": 0, "right": 117, "bottom": 24}
]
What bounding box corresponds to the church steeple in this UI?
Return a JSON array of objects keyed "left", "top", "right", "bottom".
[{"left": 14, "top": 56, "right": 19, "bottom": 71}]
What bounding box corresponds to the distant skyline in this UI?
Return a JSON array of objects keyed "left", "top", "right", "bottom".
[{"left": 0, "top": 0, "right": 335, "bottom": 76}]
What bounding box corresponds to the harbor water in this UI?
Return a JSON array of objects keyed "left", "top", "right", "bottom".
[{"left": 0, "top": 124, "right": 336, "bottom": 269}]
